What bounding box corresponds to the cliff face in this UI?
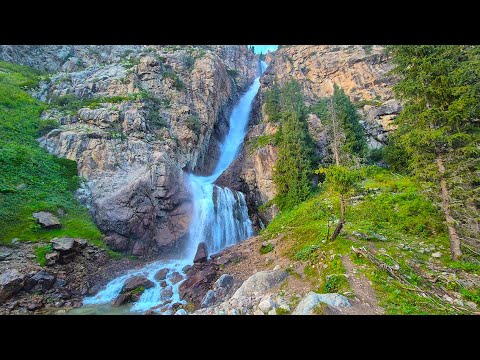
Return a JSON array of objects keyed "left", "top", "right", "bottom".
[
  {"left": 218, "top": 45, "right": 400, "bottom": 224},
  {"left": 1, "top": 45, "right": 258, "bottom": 257}
]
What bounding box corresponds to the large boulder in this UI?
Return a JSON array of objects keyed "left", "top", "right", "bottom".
[
  {"left": 179, "top": 263, "right": 217, "bottom": 305},
  {"left": 24, "top": 271, "right": 56, "bottom": 293},
  {"left": 292, "top": 292, "right": 351, "bottom": 315},
  {"left": 154, "top": 268, "right": 169, "bottom": 281},
  {"left": 214, "top": 274, "right": 234, "bottom": 290},
  {"left": 193, "top": 242, "right": 208, "bottom": 264},
  {"left": 0, "top": 269, "right": 25, "bottom": 302},
  {"left": 51, "top": 237, "right": 77, "bottom": 253},
  {"left": 32, "top": 212, "right": 61, "bottom": 229},
  {"left": 121, "top": 276, "right": 154, "bottom": 293},
  {"left": 232, "top": 269, "right": 288, "bottom": 299}
]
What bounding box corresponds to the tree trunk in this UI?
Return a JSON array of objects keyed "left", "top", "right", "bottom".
[
  {"left": 331, "top": 195, "right": 345, "bottom": 241},
  {"left": 436, "top": 150, "right": 462, "bottom": 260}
]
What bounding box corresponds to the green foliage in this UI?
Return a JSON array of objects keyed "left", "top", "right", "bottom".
[
  {"left": 120, "top": 56, "right": 141, "bottom": 69},
  {"left": 386, "top": 45, "right": 480, "bottom": 247},
  {"left": 34, "top": 243, "right": 53, "bottom": 266},
  {"left": 163, "top": 68, "right": 185, "bottom": 90},
  {"left": 181, "top": 54, "right": 195, "bottom": 70},
  {"left": 49, "top": 93, "right": 135, "bottom": 115},
  {"left": 460, "top": 287, "right": 480, "bottom": 305},
  {"left": 0, "top": 60, "right": 102, "bottom": 244},
  {"left": 131, "top": 286, "right": 145, "bottom": 295},
  {"left": 185, "top": 116, "right": 201, "bottom": 133},
  {"left": 316, "top": 166, "right": 364, "bottom": 196},
  {"left": 259, "top": 243, "right": 274, "bottom": 254},
  {"left": 246, "top": 134, "right": 273, "bottom": 153},
  {"left": 275, "top": 307, "right": 290, "bottom": 315},
  {"left": 366, "top": 147, "right": 385, "bottom": 164},
  {"left": 264, "top": 84, "right": 281, "bottom": 122},
  {"left": 227, "top": 69, "right": 238, "bottom": 78},
  {"left": 37, "top": 119, "right": 60, "bottom": 137},
  {"left": 323, "top": 274, "right": 347, "bottom": 293}
]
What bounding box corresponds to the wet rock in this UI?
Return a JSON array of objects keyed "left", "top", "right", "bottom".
[
  {"left": 159, "top": 281, "right": 167, "bottom": 288},
  {"left": 193, "top": 242, "right": 208, "bottom": 264},
  {"left": 292, "top": 292, "right": 351, "bottom": 315},
  {"left": 161, "top": 288, "right": 174, "bottom": 299},
  {"left": 112, "top": 294, "right": 128, "bottom": 307},
  {"left": 175, "top": 309, "right": 187, "bottom": 315},
  {"left": 200, "top": 290, "right": 216, "bottom": 308},
  {"left": 214, "top": 274, "right": 234, "bottom": 290},
  {"left": 171, "top": 302, "right": 182, "bottom": 311},
  {"left": 32, "top": 211, "right": 61, "bottom": 229},
  {"left": 179, "top": 263, "right": 217, "bottom": 305},
  {"left": 24, "top": 271, "right": 56, "bottom": 292},
  {"left": 0, "top": 269, "right": 25, "bottom": 302},
  {"left": 45, "top": 251, "right": 60, "bottom": 266},
  {"left": 122, "top": 276, "right": 154, "bottom": 293},
  {"left": 232, "top": 269, "right": 288, "bottom": 299},
  {"left": 87, "top": 284, "right": 102, "bottom": 296},
  {"left": 182, "top": 265, "right": 192, "bottom": 274},
  {"left": 154, "top": 268, "right": 169, "bottom": 281},
  {"left": 170, "top": 272, "right": 183, "bottom": 284}
]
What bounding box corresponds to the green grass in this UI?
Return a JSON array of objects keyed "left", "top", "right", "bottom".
[
  {"left": 259, "top": 243, "right": 274, "bottom": 254},
  {"left": 246, "top": 134, "right": 274, "bottom": 154},
  {"left": 34, "top": 243, "right": 53, "bottom": 266},
  {"left": 0, "top": 60, "right": 103, "bottom": 245},
  {"left": 261, "top": 166, "right": 466, "bottom": 314}
]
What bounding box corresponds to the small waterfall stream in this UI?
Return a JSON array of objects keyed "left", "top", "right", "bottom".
[{"left": 79, "top": 61, "right": 267, "bottom": 314}]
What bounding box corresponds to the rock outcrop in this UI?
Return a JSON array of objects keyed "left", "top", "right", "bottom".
[
  {"left": 218, "top": 45, "right": 401, "bottom": 225},
  {"left": 1, "top": 45, "right": 258, "bottom": 257}
]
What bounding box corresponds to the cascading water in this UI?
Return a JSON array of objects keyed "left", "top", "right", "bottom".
[{"left": 79, "top": 60, "right": 267, "bottom": 314}]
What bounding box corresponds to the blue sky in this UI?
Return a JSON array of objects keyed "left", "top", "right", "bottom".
[{"left": 249, "top": 45, "right": 278, "bottom": 54}]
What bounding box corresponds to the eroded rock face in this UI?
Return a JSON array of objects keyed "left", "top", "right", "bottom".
[
  {"left": 219, "top": 46, "right": 401, "bottom": 225},
  {"left": 0, "top": 45, "right": 259, "bottom": 257}
]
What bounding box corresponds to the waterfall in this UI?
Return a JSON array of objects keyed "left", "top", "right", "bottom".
[{"left": 81, "top": 60, "right": 268, "bottom": 314}]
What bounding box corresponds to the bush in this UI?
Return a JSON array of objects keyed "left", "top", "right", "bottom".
[
  {"left": 259, "top": 243, "right": 274, "bottom": 254},
  {"left": 37, "top": 119, "right": 60, "bottom": 137},
  {"left": 185, "top": 116, "right": 201, "bottom": 133},
  {"left": 367, "top": 147, "right": 385, "bottom": 164},
  {"left": 34, "top": 244, "right": 53, "bottom": 266}
]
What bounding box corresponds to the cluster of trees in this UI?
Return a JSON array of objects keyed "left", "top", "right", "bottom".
[
  {"left": 265, "top": 46, "right": 479, "bottom": 260},
  {"left": 385, "top": 45, "right": 480, "bottom": 260}
]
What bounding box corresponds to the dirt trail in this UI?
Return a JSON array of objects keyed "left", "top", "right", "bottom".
[{"left": 325, "top": 255, "right": 384, "bottom": 315}]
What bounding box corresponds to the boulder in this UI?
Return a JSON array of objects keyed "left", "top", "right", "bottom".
[
  {"left": 214, "top": 274, "right": 234, "bottom": 290},
  {"left": 193, "top": 242, "right": 208, "bottom": 264},
  {"left": 104, "top": 233, "right": 128, "bottom": 251},
  {"left": 170, "top": 271, "right": 183, "bottom": 284},
  {"left": 51, "top": 237, "right": 77, "bottom": 253},
  {"left": 160, "top": 288, "right": 174, "bottom": 299},
  {"left": 112, "top": 294, "right": 128, "bottom": 307},
  {"left": 179, "top": 264, "right": 217, "bottom": 305},
  {"left": 45, "top": 252, "right": 60, "bottom": 266},
  {"left": 200, "top": 290, "right": 216, "bottom": 308},
  {"left": 232, "top": 269, "right": 288, "bottom": 299},
  {"left": 24, "top": 271, "right": 56, "bottom": 292},
  {"left": 0, "top": 269, "right": 25, "bottom": 302},
  {"left": 121, "top": 276, "right": 154, "bottom": 293},
  {"left": 292, "top": 292, "right": 351, "bottom": 315},
  {"left": 32, "top": 211, "right": 61, "bottom": 229},
  {"left": 154, "top": 268, "right": 169, "bottom": 281},
  {"left": 258, "top": 296, "right": 276, "bottom": 313}
]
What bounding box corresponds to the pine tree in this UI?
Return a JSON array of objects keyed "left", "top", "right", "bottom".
[{"left": 387, "top": 45, "right": 480, "bottom": 260}]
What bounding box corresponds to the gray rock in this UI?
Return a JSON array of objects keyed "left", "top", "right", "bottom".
[
  {"left": 253, "top": 309, "right": 264, "bottom": 315},
  {"left": 154, "top": 268, "right": 169, "bottom": 281},
  {"left": 258, "top": 297, "right": 275, "bottom": 313},
  {"left": 174, "top": 309, "right": 187, "bottom": 315},
  {"left": 0, "top": 269, "right": 25, "bottom": 302},
  {"left": 51, "top": 237, "right": 77, "bottom": 252},
  {"left": 24, "top": 271, "right": 56, "bottom": 292},
  {"left": 200, "top": 290, "right": 216, "bottom": 308},
  {"left": 193, "top": 242, "right": 208, "bottom": 264},
  {"left": 292, "top": 292, "right": 351, "bottom": 315},
  {"left": 32, "top": 211, "right": 61, "bottom": 229},
  {"left": 45, "top": 251, "right": 60, "bottom": 266},
  {"left": 431, "top": 252, "right": 442, "bottom": 258},
  {"left": 0, "top": 250, "right": 12, "bottom": 261},
  {"left": 371, "top": 232, "right": 387, "bottom": 241},
  {"left": 267, "top": 309, "right": 277, "bottom": 315},
  {"left": 214, "top": 274, "right": 234, "bottom": 290},
  {"left": 11, "top": 238, "right": 20, "bottom": 246},
  {"left": 232, "top": 269, "right": 288, "bottom": 299}
]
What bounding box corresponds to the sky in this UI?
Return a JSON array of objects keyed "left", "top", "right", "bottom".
[{"left": 249, "top": 45, "right": 278, "bottom": 54}]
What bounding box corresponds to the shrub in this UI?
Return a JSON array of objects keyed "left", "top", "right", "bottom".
[
  {"left": 37, "top": 119, "right": 60, "bottom": 137},
  {"left": 259, "top": 243, "right": 274, "bottom": 254},
  {"left": 185, "top": 116, "right": 201, "bottom": 133}
]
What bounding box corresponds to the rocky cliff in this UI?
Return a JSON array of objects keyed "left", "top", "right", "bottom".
[
  {"left": 1, "top": 45, "right": 258, "bottom": 257},
  {"left": 217, "top": 45, "right": 401, "bottom": 224}
]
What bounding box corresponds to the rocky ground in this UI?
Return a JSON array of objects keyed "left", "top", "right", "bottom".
[{"left": 0, "top": 239, "right": 143, "bottom": 314}]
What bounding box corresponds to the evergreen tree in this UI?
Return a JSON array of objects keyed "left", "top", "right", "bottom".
[{"left": 387, "top": 45, "right": 480, "bottom": 260}]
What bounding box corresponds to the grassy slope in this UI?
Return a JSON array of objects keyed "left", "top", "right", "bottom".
[
  {"left": 0, "top": 60, "right": 103, "bottom": 246},
  {"left": 261, "top": 166, "right": 480, "bottom": 314}
]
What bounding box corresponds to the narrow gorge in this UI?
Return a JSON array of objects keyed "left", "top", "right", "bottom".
[{"left": 1, "top": 45, "right": 478, "bottom": 316}]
